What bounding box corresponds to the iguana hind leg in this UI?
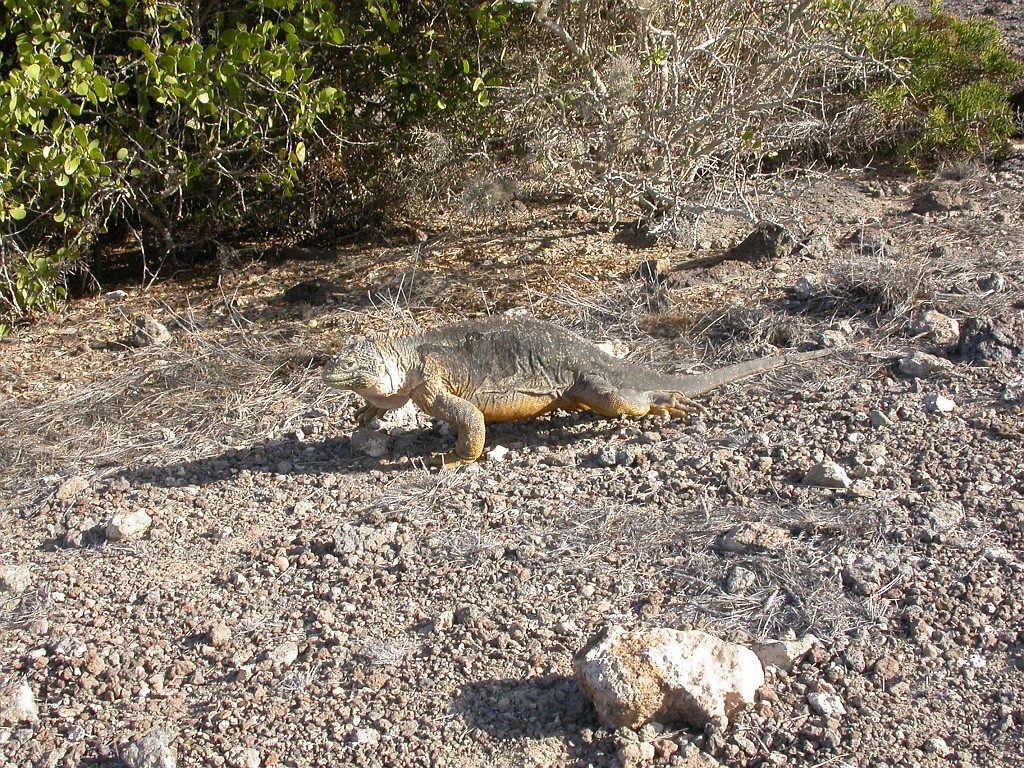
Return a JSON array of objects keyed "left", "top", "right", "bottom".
[{"left": 569, "top": 381, "right": 707, "bottom": 419}]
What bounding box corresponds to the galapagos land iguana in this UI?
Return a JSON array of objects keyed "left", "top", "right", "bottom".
[{"left": 322, "top": 316, "right": 831, "bottom": 467}]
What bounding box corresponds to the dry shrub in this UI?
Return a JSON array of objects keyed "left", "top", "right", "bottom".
[{"left": 489, "top": 0, "right": 893, "bottom": 237}]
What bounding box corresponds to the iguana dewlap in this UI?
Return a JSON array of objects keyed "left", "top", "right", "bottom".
[{"left": 322, "top": 316, "right": 830, "bottom": 467}]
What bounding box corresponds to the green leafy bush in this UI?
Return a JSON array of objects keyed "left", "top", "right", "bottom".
[
  {"left": 0, "top": 0, "right": 520, "bottom": 324},
  {"left": 831, "top": 0, "right": 1022, "bottom": 167}
]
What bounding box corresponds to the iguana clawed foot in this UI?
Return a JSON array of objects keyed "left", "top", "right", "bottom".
[
  {"left": 650, "top": 395, "right": 709, "bottom": 419},
  {"left": 425, "top": 451, "right": 474, "bottom": 470},
  {"left": 355, "top": 402, "right": 390, "bottom": 426}
]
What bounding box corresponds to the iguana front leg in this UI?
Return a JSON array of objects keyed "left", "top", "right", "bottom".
[
  {"left": 354, "top": 401, "right": 391, "bottom": 426},
  {"left": 411, "top": 380, "right": 486, "bottom": 468}
]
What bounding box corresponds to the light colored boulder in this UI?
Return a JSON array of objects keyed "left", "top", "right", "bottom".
[
  {"left": 718, "top": 522, "right": 790, "bottom": 554},
  {"left": 106, "top": 510, "right": 153, "bottom": 541},
  {"left": 0, "top": 678, "right": 38, "bottom": 725},
  {"left": 924, "top": 393, "right": 956, "bottom": 413},
  {"left": 122, "top": 732, "right": 177, "bottom": 768},
  {"left": 0, "top": 565, "right": 32, "bottom": 595},
  {"left": 803, "top": 460, "right": 852, "bottom": 489},
  {"left": 807, "top": 691, "right": 846, "bottom": 717},
  {"left": 897, "top": 351, "right": 953, "bottom": 378},
  {"left": 911, "top": 310, "right": 959, "bottom": 345},
  {"left": 574, "top": 625, "right": 764, "bottom": 730},
  {"left": 129, "top": 314, "right": 172, "bottom": 347}
]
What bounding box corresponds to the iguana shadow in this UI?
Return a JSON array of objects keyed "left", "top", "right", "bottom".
[{"left": 452, "top": 674, "right": 612, "bottom": 767}]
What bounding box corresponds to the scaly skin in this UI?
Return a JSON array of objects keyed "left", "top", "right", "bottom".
[{"left": 322, "top": 316, "right": 832, "bottom": 467}]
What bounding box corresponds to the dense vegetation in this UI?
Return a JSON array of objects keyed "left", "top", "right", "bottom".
[{"left": 0, "top": 0, "right": 1020, "bottom": 332}]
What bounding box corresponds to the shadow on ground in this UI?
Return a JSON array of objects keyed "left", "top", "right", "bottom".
[{"left": 453, "top": 674, "right": 612, "bottom": 767}]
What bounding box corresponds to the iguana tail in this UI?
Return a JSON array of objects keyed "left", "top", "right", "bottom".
[{"left": 668, "top": 348, "right": 833, "bottom": 397}]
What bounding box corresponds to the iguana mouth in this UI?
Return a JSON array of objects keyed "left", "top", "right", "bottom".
[{"left": 322, "top": 359, "right": 377, "bottom": 390}]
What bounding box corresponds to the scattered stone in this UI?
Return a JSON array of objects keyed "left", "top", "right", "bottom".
[
  {"left": 753, "top": 635, "right": 819, "bottom": 672},
  {"left": 911, "top": 310, "right": 960, "bottom": 345},
  {"left": 717, "top": 522, "right": 791, "bottom": 554},
  {"left": 486, "top": 445, "right": 510, "bottom": 462},
  {"left": 268, "top": 640, "right": 299, "bottom": 667},
  {"left": 0, "top": 565, "right": 32, "bottom": 595},
  {"left": 673, "top": 745, "right": 723, "bottom": 768},
  {"left": 351, "top": 727, "right": 381, "bottom": 746},
  {"left": 0, "top": 678, "right": 38, "bottom": 725},
  {"left": 924, "top": 501, "right": 964, "bottom": 530},
  {"left": 618, "top": 741, "right": 656, "bottom": 768},
  {"left": 595, "top": 444, "right": 639, "bottom": 468},
  {"left": 924, "top": 393, "right": 956, "bottom": 413},
  {"left": 923, "top": 737, "right": 952, "bottom": 757},
  {"left": 227, "top": 746, "right": 262, "bottom": 768},
  {"left": 574, "top": 625, "right": 765, "bottom": 730},
  {"left": 333, "top": 523, "right": 397, "bottom": 556},
  {"left": 54, "top": 475, "right": 90, "bottom": 503},
  {"left": 724, "top": 566, "right": 757, "bottom": 595},
  {"left": 803, "top": 460, "right": 852, "bottom": 489},
  {"left": 282, "top": 278, "right": 337, "bottom": 305},
  {"left": 843, "top": 553, "right": 899, "bottom": 596},
  {"left": 978, "top": 272, "right": 1006, "bottom": 292},
  {"left": 350, "top": 429, "right": 390, "bottom": 458},
  {"left": 725, "top": 222, "right": 799, "bottom": 265},
  {"left": 807, "top": 691, "right": 847, "bottom": 717},
  {"left": 869, "top": 409, "right": 893, "bottom": 427},
  {"left": 958, "top": 314, "right": 1023, "bottom": 365},
  {"left": 897, "top": 351, "right": 953, "bottom": 378},
  {"left": 433, "top": 610, "right": 455, "bottom": 633},
  {"left": 794, "top": 274, "right": 826, "bottom": 301},
  {"left": 820, "top": 329, "right": 847, "bottom": 348},
  {"left": 121, "top": 732, "right": 177, "bottom": 768},
  {"left": 129, "top": 314, "right": 172, "bottom": 347},
  {"left": 209, "top": 622, "right": 232, "bottom": 648},
  {"left": 106, "top": 510, "right": 153, "bottom": 542},
  {"left": 910, "top": 189, "right": 963, "bottom": 215}
]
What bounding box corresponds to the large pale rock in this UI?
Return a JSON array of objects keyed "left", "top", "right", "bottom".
[
  {"left": 129, "top": 314, "right": 172, "bottom": 347},
  {"left": 122, "top": 732, "right": 177, "bottom": 768},
  {"left": 574, "top": 625, "right": 764, "bottom": 730},
  {"left": 717, "top": 522, "right": 790, "bottom": 554},
  {"left": 897, "top": 351, "right": 953, "bottom": 378},
  {"left": 0, "top": 678, "right": 38, "bottom": 725},
  {"left": 0, "top": 565, "right": 32, "bottom": 595},
  {"left": 911, "top": 310, "right": 959, "bottom": 345},
  {"left": 106, "top": 510, "right": 153, "bottom": 541},
  {"left": 803, "top": 460, "right": 852, "bottom": 489}
]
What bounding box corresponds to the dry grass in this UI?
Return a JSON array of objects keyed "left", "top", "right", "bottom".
[{"left": 0, "top": 327, "right": 330, "bottom": 510}]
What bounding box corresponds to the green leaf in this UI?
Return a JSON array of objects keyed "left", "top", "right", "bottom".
[
  {"left": 10, "top": 205, "right": 27, "bottom": 220},
  {"left": 64, "top": 156, "right": 81, "bottom": 174},
  {"left": 24, "top": 63, "right": 41, "bottom": 80},
  {"left": 294, "top": 141, "right": 306, "bottom": 163},
  {"left": 54, "top": 210, "right": 67, "bottom": 223}
]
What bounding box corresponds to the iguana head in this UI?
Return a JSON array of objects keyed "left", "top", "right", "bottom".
[{"left": 322, "top": 339, "right": 393, "bottom": 393}]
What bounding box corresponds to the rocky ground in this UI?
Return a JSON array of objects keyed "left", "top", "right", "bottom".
[{"left": 3, "top": 7, "right": 1024, "bottom": 768}]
